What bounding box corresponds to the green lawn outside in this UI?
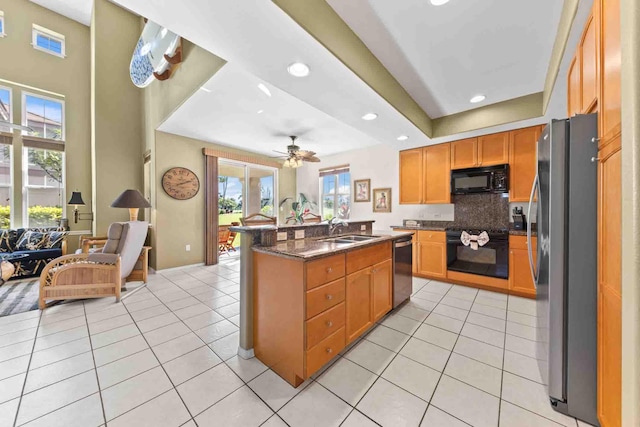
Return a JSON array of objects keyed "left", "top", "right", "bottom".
[{"left": 219, "top": 212, "right": 243, "bottom": 248}]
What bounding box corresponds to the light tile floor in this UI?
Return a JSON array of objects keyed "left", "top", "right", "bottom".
[{"left": 0, "top": 258, "right": 597, "bottom": 427}]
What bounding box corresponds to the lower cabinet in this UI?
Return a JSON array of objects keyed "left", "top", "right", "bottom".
[
  {"left": 417, "top": 231, "right": 447, "bottom": 279},
  {"left": 508, "top": 235, "right": 537, "bottom": 298},
  {"left": 372, "top": 259, "right": 392, "bottom": 322}
]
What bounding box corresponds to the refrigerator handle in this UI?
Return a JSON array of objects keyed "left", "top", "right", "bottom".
[{"left": 527, "top": 174, "right": 539, "bottom": 287}]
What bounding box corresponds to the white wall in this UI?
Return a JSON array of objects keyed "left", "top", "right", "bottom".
[{"left": 297, "top": 0, "right": 593, "bottom": 231}]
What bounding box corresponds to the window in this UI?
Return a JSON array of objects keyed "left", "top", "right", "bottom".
[
  {"left": 0, "top": 144, "right": 11, "bottom": 228},
  {"left": 23, "top": 147, "right": 64, "bottom": 227},
  {"left": 22, "top": 93, "right": 64, "bottom": 140},
  {"left": 0, "top": 86, "right": 11, "bottom": 132},
  {"left": 319, "top": 166, "right": 350, "bottom": 220},
  {"left": 32, "top": 24, "right": 65, "bottom": 57},
  {"left": 0, "top": 11, "right": 5, "bottom": 37}
]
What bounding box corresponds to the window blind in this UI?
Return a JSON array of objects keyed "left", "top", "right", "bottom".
[
  {"left": 22, "top": 135, "right": 64, "bottom": 152},
  {"left": 319, "top": 164, "right": 350, "bottom": 177}
]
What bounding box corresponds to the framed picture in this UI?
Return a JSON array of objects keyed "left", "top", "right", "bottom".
[
  {"left": 354, "top": 179, "right": 371, "bottom": 202},
  {"left": 372, "top": 188, "right": 392, "bottom": 213}
]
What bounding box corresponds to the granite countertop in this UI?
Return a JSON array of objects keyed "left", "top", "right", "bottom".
[
  {"left": 252, "top": 230, "right": 414, "bottom": 260},
  {"left": 508, "top": 224, "right": 537, "bottom": 237},
  {"left": 392, "top": 223, "right": 538, "bottom": 236}
]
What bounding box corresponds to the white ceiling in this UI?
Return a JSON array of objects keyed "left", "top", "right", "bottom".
[
  {"left": 110, "top": 0, "right": 432, "bottom": 153},
  {"left": 158, "top": 63, "right": 381, "bottom": 158},
  {"left": 327, "top": 0, "right": 564, "bottom": 118},
  {"left": 30, "top": 0, "right": 92, "bottom": 26}
]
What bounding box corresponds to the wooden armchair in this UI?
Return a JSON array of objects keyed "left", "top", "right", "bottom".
[
  {"left": 39, "top": 221, "right": 149, "bottom": 309},
  {"left": 78, "top": 233, "right": 151, "bottom": 283},
  {"left": 240, "top": 213, "right": 277, "bottom": 226}
]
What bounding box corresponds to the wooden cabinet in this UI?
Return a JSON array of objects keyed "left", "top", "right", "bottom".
[
  {"left": 478, "top": 132, "right": 509, "bottom": 166},
  {"left": 451, "top": 134, "right": 509, "bottom": 169},
  {"left": 509, "top": 126, "right": 541, "bottom": 202},
  {"left": 599, "top": 0, "right": 620, "bottom": 145},
  {"left": 399, "top": 149, "right": 423, "bottom": 204},
  {"left": 371, "top": 259, "right": 392, "bottom": 322},
  {"left": 450, "top": 138, "right": 478, "bottom": 169},
  {"left": 597, "top": 138, "right": 622, "bottom": 427},
  {"left": 423, "top": 143, "right": 451, "bottom": 204},
  {"left": 417, "top": 231, "right": 446, "bottom": 279},
  {"left": 581, "top": 10, "right": 599, "bottom": 113},
  {"left": 345, "top": 268, "right": 373, "bottom": 344},
  {"left": 508, "top": 235, "right": 537, "bottom": 298},
  {"left": 568, "top": 54, "right": 582, "bottom": 116}
]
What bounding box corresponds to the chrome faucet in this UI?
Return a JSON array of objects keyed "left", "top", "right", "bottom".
[{"left": 328, "top": 217, "right": 348, "bottom": 235}]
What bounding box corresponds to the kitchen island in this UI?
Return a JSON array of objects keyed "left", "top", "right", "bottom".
[{"left": 252, "top": 230, "right": 412, "bottom": 387}]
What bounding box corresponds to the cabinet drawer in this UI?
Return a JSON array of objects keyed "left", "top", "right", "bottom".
[
  {"left": 306, "top": 303, "right": 345, "bottom": 350},
  {"left": 509, "top": 235, "right": 536, "bottom": 250},
  {"left": 306, "top": 255, "right": 345, "bottom": 290},
  {"left": 346, "top": 242, "right": 391, "bottom": 275},
  {"left": 306, "top": 327, "right": 345, "bottom": 376},
  {"left": 417, "top": 230, "right": 445, "bottom": 242},
  {"left": 306, "top": 278, "right": 345, "bottom": 319}
]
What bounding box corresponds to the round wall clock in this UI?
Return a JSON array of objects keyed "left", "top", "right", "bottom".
[{"left": 162, "top": 167, "right": 200, "bottom": 200}]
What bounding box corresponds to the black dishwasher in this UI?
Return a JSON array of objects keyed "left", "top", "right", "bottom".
[{"left": 393, "top": 236, "right": 413, "bottom": 308}]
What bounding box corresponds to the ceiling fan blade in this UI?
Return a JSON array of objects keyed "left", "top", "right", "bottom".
[
  {"left": 297, "top": 150, "right": 316, "bottom": 158},
  {"left": 272, "top": 150, "right": 289, "bottom": 155},
  {"left": 305, "top": 156, "right": 321, "bottom": 163}
]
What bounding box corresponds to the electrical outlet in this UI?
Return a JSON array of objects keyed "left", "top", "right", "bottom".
[
  {"left": 294, "top": 230, "right": 305, "bottom": 239},
  {"left": 433, "top": 213, "right": 441, "bottom": 219},
  {"left": 185, "top": 244, "right": 191, "bottom": 252},
  {"left": 277, "top": 232, "right": 287, "bottom": 241},
  {"left": 360, "top": 225, "right": 366, "bottom": 231}
]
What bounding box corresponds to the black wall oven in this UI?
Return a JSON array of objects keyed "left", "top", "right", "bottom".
[
  {"left": 451, "top": 164, "right": 509, "bottom": 195},
  {"left": 446, "top": 228, "right": 509, "bottom": 279}
]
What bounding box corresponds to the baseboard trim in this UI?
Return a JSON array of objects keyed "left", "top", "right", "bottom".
[
  {"left": 155, "top": 263, "right": 205, "bottom": 274},
  {"left": 237, "top": 347, "right": 255, "bottom": 360}
]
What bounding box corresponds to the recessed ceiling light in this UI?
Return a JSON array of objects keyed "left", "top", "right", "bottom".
[
  {"left": 470, "top": 94, "right": 486, "bottom": 103},
  {"left": 199, "top": 87, "right": 212, "bottom": 93},
  {"left": 287, "top": 62, "right": 310, "bottom": 77},
  {"left": 397, "top": 135, "right": 409, "bottom": 141},
  {"left": 430, "top": 0, "right": 450, "bottom": 5},
  {"left": 362, "top": 113, "right": 378, "bottom": 121},
  {"left": 257, "top": 83, "right": 271, "bottom": 97},
  {"left": 257, "top": 109, "right": 264, "bottom": 114}
]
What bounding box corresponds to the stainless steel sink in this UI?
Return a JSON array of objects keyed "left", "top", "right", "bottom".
[{"left": 319, "top": 235, "right": 380, "bottom": 244}]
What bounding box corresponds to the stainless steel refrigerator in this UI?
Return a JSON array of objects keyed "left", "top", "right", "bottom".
[{"left": 528, "top": 114, "right": 599, "bottom": 426}]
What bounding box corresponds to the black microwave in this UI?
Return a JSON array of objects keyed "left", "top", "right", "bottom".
[{"left": 451, "top": 164, "right": 509, "bottom": 194}]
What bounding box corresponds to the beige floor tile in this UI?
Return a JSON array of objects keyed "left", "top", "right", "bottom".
[
  {"left": 399, "top": 338, "right": 450, "bottom": 372},
  {"left": 507, "top": 310, "right": 538, "bottom": 327},
  {"left": 413, "top": 324, "right": 458, "bottom": 350},
  {"left": 0, "top": 354, "right": 30, "bottom": 381},
  {"left": 444, "top": 353, "right": 502, "bottom": 396},
  {"left": 195, "top": 319, "right": 238, "bottom": 344},
  {"left": 173, "top": 303, "right": 212, "bottom": 321},
  {"left": 135, "top": 312, "right": 179, "bottom": 333},
  {"left": 381, "top": 354, "right": 441, "bottom": 401},
  {"left": 439, "top": 295, "right": 474, "bottom": 310},
  {"left": 101, "top": 366, "right": 172, "bottom": 421},
  {"left": 432, "top": 304, "right": 469, "bottom": 321},
  {"left": 341, "top": 410, "right": 378, "bottom": 427},
  {"left": 143, "top": 322, "right": 190, "bottom": 347},
  {"left": 165, "top": 297, "right": 200, "bottom": 312},
  {"left": 499, "top": 400, "right": 564, "bottom": 427},
  {"left": 25, "top": 352, "right": 94, "bottom": 393},
  {"left": 508, "top": 296, "right": 537, "bottom": 316},
  {"left": 97, "top": 349, "right": 159, "bottom": 390},
  {"left": 176, "top": 363, "right": 243, "bottom": 415},
  {"left": 129, "top": 304, "right": 171, "bottom": 322},
  {"left": 460, "top": 323, "right": 505, "bottom": 348},
  {"left": 420, "top": 405, "right": 469, "bottom": 427},
  {"left": 152, "top": 333, "right": 203, "bottom": 363},
  {"left": 226, "top": 355, "right": 268, "bottom": 382},
  {"left": 163, "top": 346, "right": 222, "bottom": 385},
  {"left": 195, "top": 386, "right": 273, "bottom": 427},
  {"left": 0, "top": 328, "right": 38, "bottom": 349},
  {"left": 344, "top": 339, "right": 395, "bottom": 375},
  {"left": 0, "top": 318, "right": 40, "bottom": 336},
  {"left": 123, "top": 297, "right": 163, "bottom": 313},
  {"left": 423, "top": 313, "right": 464, "bottom": 334},
  {"left": 474, "top": 296, "right": 508, "bottom": 310},
  {"left": 87, "top": 315, "right": 133, "bottom": 336},
  {"left": 92, "top": 335, "right": 148, "bottom": 367},
  {"left": 20, "top": 393, "right": 104, "bottom": 427},
  {"left": 504, "top": 334, "right": 539, "bottom": 359},
  {"left": 466, "top": 312, "right": 506, "bottom": 332},
  {"left": 471, "top": 302, "right": 507, "bottom": 320},
  {"left": 506, "top": 321, "right": 538, "bottom": 341},
  {"left": 279, "top": 382, "right": 351, "bottom": 427},
  {"left": 380, "top": 314, "right": 421, "bottom": 335},
  {"left": 108, "top": 389, "right": 191, "bottom": 427},
  {"left": 16, "top": 370, "right": 98, "bottom": 425},
  {"left": 0, "top": 398, "right": 19, "bottom": 427},
  {"left": 215, "top": 302, "right": 240, "bottom": 318},
  {"left": 356, "top": 378, "right": 428, "bottom": 427},
  {"left": 182, "top": 310, "right": 225, "bottom": 331},
  {"left": 395, "top": 305, "right": 430, "bottom": 322},
  {"left": 453, "top": 335, "right": 503, "bottom": 369},
  {"left": 209, "top": 332, "right": 239, "bottom": 361},
  {"left": 317, "top": 357, "right": 377, "bottom": 405},
  {"left": 431, "top": 375, "right": 499, "bottom": 427},
  {"left": 0, "top": 340, "right": 34, "bottom": 364},
  {"left": 90, "top": 324, "right": 139, "bottom": 350},
  {"left": 503, "top": 350, "right": 546, "bottom": 385},
  {"left": 0, "top": 373, "right": 26, "bottom": 404},
  {"left": 33, "top": 326, "right": 88, "bottom": 352},
  {"left": 406, "top": 297, "right": 438, "bottom": 312},
  {"left": 248, "top": 369, "right": 308, "bottom": 412},
  {"left": 365, "top": 325, "right": 410, "bottom": 352}
]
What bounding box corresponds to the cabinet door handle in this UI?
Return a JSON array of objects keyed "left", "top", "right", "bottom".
[
  {"left": 326, "top": 320, "right": 333, "bottom": 328},
  {"left": 371, "top": 268, "right": 377, "bottom": 274},
  {"left": 326, "top": 347, "right": 333, "bottom": 354},
  {"left": 326, "top": 267, "right": 333, "bottom": 273},
  {"left": 325, "top": 294, "right": 333, "bottom": 300}
]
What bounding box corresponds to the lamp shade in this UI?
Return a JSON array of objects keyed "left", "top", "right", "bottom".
[
  {"left": 68, "top": 191, "right": 85, "bottom": 206},
  {"left": 111, "top": 189, "right": 151, "bottom": 208}
]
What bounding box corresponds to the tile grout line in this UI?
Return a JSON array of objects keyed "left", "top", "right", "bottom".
[
  {"left": 82, "top": 301, "right": 108, "bottom": 426},
  {"left": 11, "top": 308, "right": 43, "bottom": 427}
]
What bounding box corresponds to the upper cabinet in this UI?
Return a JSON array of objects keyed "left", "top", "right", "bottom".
[
  {"left": 423, "top": 143, "right": 451, "bottom": 204},
  {"left": 581, "top": 10, "right": 599, "bottom": 114},
  {"left": 399, "top": 144, "right": 450, "bottom": 204},
  {"left": 599, "top": 0, "right": 621, "bottom": 145},
  {"left": 478, "top": 132, "right": 510, "bottom": 166},
  {"left": 451, "top": 133, "right": 509, "bottom": 170},
  {"left": 509, "top": 126, "right": 541, "bottom": 202},
  {"left": 450, "top": 138, "right": 478, "bottom": 169},
  {"left": 399, "top": 149, "right": 423, "bottom": 204},
  {"left": 568, "top": 54, "right": 582, "bottom": 117}
]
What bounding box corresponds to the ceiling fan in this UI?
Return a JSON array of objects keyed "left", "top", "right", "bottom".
[{"left": 273, "top": 136, "right": 320, "bottom": 168}]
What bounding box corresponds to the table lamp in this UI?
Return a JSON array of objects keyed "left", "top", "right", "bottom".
[{"left": 111, "top": 189, "right": 151, "bottom": 221}]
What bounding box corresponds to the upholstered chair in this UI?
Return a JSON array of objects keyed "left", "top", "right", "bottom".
[{"left": 39, "top": 221, "right": 148, "bottom": 309}]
